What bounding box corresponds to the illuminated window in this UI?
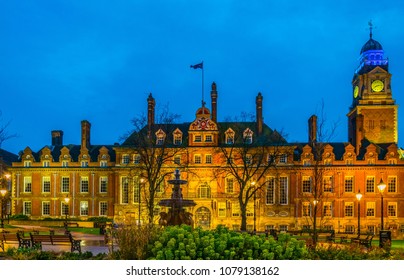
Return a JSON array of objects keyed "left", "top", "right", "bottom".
[
  {"left": 243, "top": 128, "right": 253, "bottom": 144},
  {"left": 205, "top": 154, "right": 212, "bottom": 164},
  {"left": 23, "top": 201, "right": 32, "bottom": 216},
  {"left": 62, "top": 160, "right": 69, "bottom": 167},
  {"left": 388, "top": 203, "right": 397, "bottom": 217},
  {"left": 366, "top": 202, "right": 375, "bottom": 217},
  {"left": 121, "top": 177, "right": 129, "bottom": 204},
  {"left": 345, "top": 225, "right": 355, "bottom": 234},
  {"left": 194, "top": 135, "right": 202, "bottom": 142},
  {"left": 155, "top": 129, "right": 166, "bottom": 145},
  {"left": 245, "top": 154, "right": 252, "bottom": 165},
  {"left": 122, "top": 154, "right": 130, "bottom": 164},
  {"left": 100, "top": 177, "right": 108, "bottom": 193},
  {"left": 42, "top": 176, "right": 51, "bottom": 193},
  {"left": 266, "top": 177, "right": 275, "bottom": 205},
  {"left": 173, "top": 130, "right": 182, "bottom": 145},
  {"left": 99, "top": 202, "right": 108, "bottom": 216},
  {"left": 225, "top": 128, "right": 235, "bottom": 144},
  {"left": 279, "top": 176, "right": 288, "bottom": 205},
  {"left": 205, "top": 135, "right": 213, "bottom": 142},
  {"left": 279, "top": 154, "right": 287, "bottom": 164},
  {"left": 194, "top": 154, "right": 202, "bottom": 164},
  {"left": 388, "top": 177, "right": 397, "bottom": 193},
  {"left": 226, "top": 178, "right": 234, "bottom": 193},
  {"left": 302, "top": 202, "right": 312, "bottom": 217},
  {"left": 174, "top": 155, "right": 181, "bottom": 165},
  {"left": 366, "top": 176, "right": 375, "bottom": 192},
  {"left": 198, "top": 183, "right": 211, "bottom": 198},
  {"left": 42, "top": 201, "right": 51, "bottom": 216},
  {"left": 61, "top": 177, "right": 70, "bottom": 193},
  {"left": 24, "top": 161, "right": 31, "bottom": 167},
  {"left": 80, "top": 177, "right": 89, "bottom": 193},
  {"left": 218, "top": 202, "right": 226, "bottom": 217},
  {"left": 133, "top": 179, "right": 140, "bottom": 203},
  {"left": 61, "top": 202, "right": 69, "bottom": 216},
  {"left": 323, "top": 176, "right": 333, "bottom": 192},
  {"left": 100, "top": 160, "right": 108, "bottom": 167},
  {"left": 323, "top": 202, "right": 332, "bottom": 217},
  {"left": 80, "top": 201, "right": 89, "bottom": 216},
  {"left": 344, "top": 202, "right": 354, "bottom": 217},
  {"left": 24, "top": 177, "right": 32, "bottom": 193},
  {"left": 133, "top": 154, "right": 141, "bottom": 164},
  {"left": 302, "top": 176, "right": 312, "bottom": 193},
  {"left": 43, "top": 160, "right": 50, "bottom": 167},
  {"left": 344, "top": 176, "right": 353, "bottom": 192},
  {"left": 81, "top": 161, "right": 88, "bottom": 167}
]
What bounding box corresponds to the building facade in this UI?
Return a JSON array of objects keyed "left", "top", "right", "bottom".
[{"left": 6, "top": 31, "right": 404, "bottom": 238}]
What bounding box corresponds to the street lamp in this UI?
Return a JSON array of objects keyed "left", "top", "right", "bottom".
[
  {"left": 312, "top": 199, "right": 318, "bottom": 244},
  {"left": 64, "top": 196, "right": 70, "bottom": 233},
  {"left": 0, "top": 188, "right": 7, "bottom": 228},
  {"left": 139, "top": 178, "right": 145, "bottom": 226},
  {"left": 356, "top": 190, "right": 362, "bottom": 235},
  {"left": 251, "top": 181, "right": 257, "bottom": 233},
  {"left": 377, "top": 179, "right": 386, "bottom": 230}
]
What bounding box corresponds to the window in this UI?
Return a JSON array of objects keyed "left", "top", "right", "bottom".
[
  {"left": 100, "top": 160, "right": 108, "bottom": 167},
  {"left": 122, "top": 154, "right": 130, "bottom": 164},
  {"left": 279, "top": 225, "right": 288, "bottom": 232},
  {"left": 225, "top": 129, "right": 235, "bottom": 144},
  {"left": 323, "top": 202, "right": 332, "bottom": 217},
  {"left": 62, "top": 202, "right": 69, "bottom": 216},
  {"left": 24, "top": 177, "right": 32, "bottom": 193},
  {"left": 121, "top": 177, "right": 129, "bottom": 204},
  {"left": 205, "top": 135, "right": 213, "bottom": 142},
  {"left": 43, "top": 160, "right": 50, "bottom": 167},
  {"left": 302, "top": 176, "right": 312, "bottom": 193},
  {"left": 344, "top": 176, "right": 353, "bottom": 192},
  {"left": 173, "top": 132, "right": 182, "bottom": 145},
  {"left": 61, "top": 177, "right": 70, "bottom": 193},
  {"left": 23, "top": 201, "right": 32, "bottom": 216},
  {"left": 366, "top": 202, "right": 375, "bottom": 217},
  {"left": 366, "top": 176, "right": 375, "bottom": 192},
  {"left": 388, "top": 177, "right": 397, "bottom": 193},
  {"left": 232, "top": 203, "right": 240, "bottom": 217},
  {"left": 245, "top": 154, "right": 252, "bottom": 165},
  {"left": 226, "top": 178, "right": 234, "bottom": 193},
  {"left": 42, "top": 201, "right": 51, "bottom": 216},
  {"left": 133, "top": 179, "right": 140, "bottom": 203},
  {"left": 345, "top": 202, "right": 354, "bottom": 217},
  {"left": 323, "top": 176, "right": 333, "bottom": 192},
  {"left": 205, "top": 154, "right": 212, "bottom": 164},
  {"left": 368, "top": 120, "right": 375, "bottom": 130},
  {"left": 194, "top": 154, "right": 202, "bottom": 164},
  {"left": 100, "top": 177, "right": 108, "bottom": 193},
  {"left": 62, "top": 160, "right": 69, "bottom": 167},
  {"left": 198, "top": 183, "right": 211, "bottom": 198},
  {"left": 174, "top": 155, "right": 181, "bottom": 165},
  {"left": 302, "top": 202, "right": 311, "bottom": 217},
  {"left": 243, "top": 128, "right": 253, "bottom": 144},
  {"left": 388, "top": 203, "right": 397, "bottom": 217},
  {"left": 81, "top": 161, "right": 88, "bottom": 167},
  {"left": 100, "top": 201, "right": 108, "bottom": 216},
  {"left": 367, "top": 225, "right": 375, "bottom": 234},
  {"left": 155, "top": 129, "right": 166, "bottom": 145},
  {"left": 24, "top": 161, "right": 31, "bottom": 167},
  {"left": 218, "top": 202, "right": 226, "bottom": 217},
  {"left": 279, "top": 176, "right": 288, "bottom": 205},
  {"left": 42, "top": 176, "right": 51, "bottom": 193},
  {"left": 194, "top": 135, "right": 202, "bottom": 142},
  {"left": 345, "top": 225, "right": 355, "bottom": 234},
  {"left": 279, "top": 154, "right": 287, "bottom": 164},
  {"left": 133, "top": 154, "right": 141, "bottom": 164},
  {"left": 266, "top": 177, "right": 275, "bottom": 205},
  {"left": 80, "top": 201, "right": 89, "bottom": 216},
  {"left": 80, "top": 177, "right": 89, "bottom": 193}
]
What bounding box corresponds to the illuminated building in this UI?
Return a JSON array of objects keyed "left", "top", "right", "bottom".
[{"left": 7, "top": 29, "right": 404, "bottom": 238}]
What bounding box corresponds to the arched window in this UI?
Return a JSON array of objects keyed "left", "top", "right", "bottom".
[{"left": 198, "top": 183, "right": 211, "bottom": 198}]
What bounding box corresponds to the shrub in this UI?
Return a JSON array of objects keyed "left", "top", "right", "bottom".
[{"left": 9, "top": 214, "right": 30, "bottom": 220}]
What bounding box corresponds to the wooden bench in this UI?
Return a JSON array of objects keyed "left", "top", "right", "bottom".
[
  {"left": 351, "top": 233, "right": 374, "bottom": 248},
  {"left": 0, "top": 232, "right": 31, "bottom": 251},
  {"left": 30, "top": 233, "right": 82, "bottom": 253},
  {"left": 64, "top": 221, "right": 79, "bottom": 228}
]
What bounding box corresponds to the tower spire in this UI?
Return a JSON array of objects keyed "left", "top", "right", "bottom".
[{"left": 368, "top": 20, "right": 373, "bottom": 39}]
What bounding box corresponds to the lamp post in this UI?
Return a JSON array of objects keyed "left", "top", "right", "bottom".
[
  {"left": 356, "top": 191, "right": 362, "bottom": 235},
  {"left": 313, "top": 199, "right": 318, "bottom": 244},
  {"left": 139, "top": 178, "right": 145, "bottom": 226},
  {"left": 251, "top": 181, "right": 256, "bottom": 233},
  {"left": 0, "top": 188, "right": 7, "bottom": 228},
  {"left": 64, "top": 196, "right": 70, "bottom": 233},
  {"left": 377, "top": 179, "right": 386, "bottom": 230}
]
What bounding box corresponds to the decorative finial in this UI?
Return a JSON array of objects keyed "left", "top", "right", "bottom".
[{"left": 368, "top": 20, "right": 373, "bottom": 39}]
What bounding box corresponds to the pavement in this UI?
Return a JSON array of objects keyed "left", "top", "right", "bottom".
[{"left": 4, "top": 225, "right": 114, "bottom": 255}]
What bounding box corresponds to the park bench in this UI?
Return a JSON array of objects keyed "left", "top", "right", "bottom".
[
  {"left": 351, "top": 233, "right": 374, "bottom": 248},
  {"left": 30, "top": 233, "right": 82, "bottom": 253},
  {"left": 0, "top": 232, "right": 31, "bottom": 251},
  {"left": 64, "top": 221, "right": 79, "bottom": 228}
]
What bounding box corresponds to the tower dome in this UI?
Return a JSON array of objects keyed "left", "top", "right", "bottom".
[{"left": 360, "top": 37, "right": 383, "bottom": 54}]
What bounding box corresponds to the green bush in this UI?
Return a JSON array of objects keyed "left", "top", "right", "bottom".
[
  {"left": 1, "top": 247, "right": 107, "bottom": 260},
  {"left": 147, "top": 225, "right": 308, "bottom": 260},
  {"left": 9, "top": 214, "right": 30, "bottom": 220}
]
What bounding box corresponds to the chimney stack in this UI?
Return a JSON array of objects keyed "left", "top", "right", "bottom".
[
  {"left": 211, "top": 82, "right": 218, "bottom": 123},
  {"left": 51, "top": 130, "right": 63, "bottom": 146},
  {"left": 81, "top": 120, "right": 91, "bottom": 149},
  {"left": 147, "top": 93, "right": 155, "bottom": 134},
  {"left": 308, "top": 115, "right": 317, "bottom": 143},
  {"left": 256, "top": 92, "right": 263, "bottom": 135}
]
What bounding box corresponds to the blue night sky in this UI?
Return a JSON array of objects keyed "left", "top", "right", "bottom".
[{"left": 1, "top": 0, "right": 404, "bottom": 154}]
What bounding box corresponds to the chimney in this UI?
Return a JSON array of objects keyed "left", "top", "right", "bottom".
[
  {"left": 308, "top": 115, "right": 317, "bottom": 143},
  {"left": 355, "top": 114, "right": 364, "bottom": 152},
  {"left": 51, "top": 130, "right": 63, "bottom": 146},
  {"left": 81, "top": 120, "right": 91, "bottom": 149},
  {"left": 147, "top": 93, "right": 155, "bottom": 134},
  {"left": 210, "top": 82, "right": 218, "bottom": 123},
  {"left": 256, "top": 92, "right": 263, "bottom": 135}
]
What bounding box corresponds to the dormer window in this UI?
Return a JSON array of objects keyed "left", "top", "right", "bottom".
[
  {"left": 225, "top": 128, "right": 235, "bottom": 144},
  {"left": 243, "top": 128, "right": 253, "bottom": 144},
  {"left": 81, "top": 161, "right": 89, "bottom": 167},
  {"left": 155, "top": 129, "right": 166, "bottom": 145},
  {"left": 173, "top": 129, "right": 183, "bottom": 145},
  {"left": 122, "top": 154, "right": 130, "bottom": 164},
  {"left": 194, "top": 135, "right": 202, "bottom": 142},
  {"left": 133, "top": 154, "right": 141, "bottom": 164},
  {"left": 205, "top": 135, "right": 213, "bottom": 142}
]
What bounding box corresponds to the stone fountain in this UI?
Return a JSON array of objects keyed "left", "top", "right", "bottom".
[{"left": 158, "top": 169, "right": 196, "bottom": 227}]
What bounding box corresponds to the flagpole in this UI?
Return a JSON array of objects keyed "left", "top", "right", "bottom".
[{"left": 202, "top": 62, "right": 204, "bottom": 107}]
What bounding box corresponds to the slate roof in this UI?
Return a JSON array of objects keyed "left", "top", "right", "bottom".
[{"left": 0, "top": 148, "right": 18, "bottom": 165}]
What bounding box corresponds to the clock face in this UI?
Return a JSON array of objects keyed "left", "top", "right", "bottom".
[
  {"left": 353, "top": 86, "right": 359, "bottom": 98},
  {"left": 371, "top": 80, "right": 384, "bottom": 92}
]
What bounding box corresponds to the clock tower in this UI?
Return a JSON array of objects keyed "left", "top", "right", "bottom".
[{"left": 347, "top": 24, "right": 398, "bottom": 152}]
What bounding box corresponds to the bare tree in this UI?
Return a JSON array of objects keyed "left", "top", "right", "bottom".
[
  {"left": 214, "top": 114, "right": 289, "bottom": 231},
  {"left": 120, "top": 104, "right": 189, "bottom": 224},
  {"left": 0, "top": 111, "right": 17, "bottom": 149}
]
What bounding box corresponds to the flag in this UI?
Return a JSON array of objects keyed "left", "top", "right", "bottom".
[{"left": 190, "top": 62, "right": 203, "bottom": 69}]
